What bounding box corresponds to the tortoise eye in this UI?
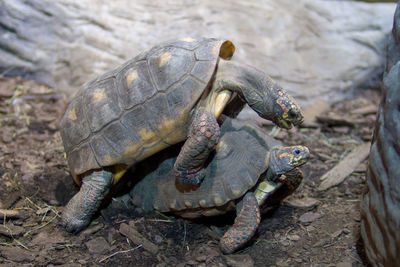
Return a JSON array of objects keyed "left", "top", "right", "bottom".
[
  {"left": 294, "top": 148, "right": 301, "bottom": 155},
  {"left": 288, "top": 109, "right": 297, "bottom": 118}
]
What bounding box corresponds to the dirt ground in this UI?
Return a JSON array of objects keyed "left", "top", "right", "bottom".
[{"left": 0, "top": 76, "right": 379, "bottom": 266}]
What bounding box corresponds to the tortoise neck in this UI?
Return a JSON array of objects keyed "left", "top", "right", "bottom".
[
  {"left": 212, "top": 59, "right": 277, "bottom": 119},
  {"left": 265, "top": 147, "right": 284, "bottom": 181}
]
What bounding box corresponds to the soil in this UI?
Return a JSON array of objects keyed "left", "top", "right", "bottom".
[{"left": 0, "top": 76, "right": 379, "bottom": 266}]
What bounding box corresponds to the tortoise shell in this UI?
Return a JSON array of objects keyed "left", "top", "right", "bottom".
[
  {"left": 60, "top": 38, "right": 235, "bottom": 182},
  {"left": 129, "top": 118, "right": 282, "bottom": 218}
]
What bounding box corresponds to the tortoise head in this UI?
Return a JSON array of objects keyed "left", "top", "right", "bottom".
[
  {"left": 270, "top": 87, "right": 304, "bottom": 130},
  {"left": 268, "top": 145, "right": 310, "bottom": 178},
  {"left": 239, "top": 72, "right": 304, "bottom": 130}
]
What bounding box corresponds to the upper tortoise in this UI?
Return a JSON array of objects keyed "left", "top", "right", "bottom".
[{"left": 60, "top": 37, "right": 304, "bottom": 233}]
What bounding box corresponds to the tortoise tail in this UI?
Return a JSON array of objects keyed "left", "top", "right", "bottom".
[{"left": 219, "top": 193, "right": 261, "bottom": 254}]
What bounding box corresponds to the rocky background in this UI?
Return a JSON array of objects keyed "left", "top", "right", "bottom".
[{"left": 0, "top": 0, "right": 396, "bottom": 108}]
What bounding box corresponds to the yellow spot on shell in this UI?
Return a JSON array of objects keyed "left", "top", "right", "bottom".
[
  {"left": 232, "top": 189, "right": 242, "bottom": 197},
  {"left": 184, "top": 201, "right": 193, "bottom": 208},
  {"left": 158, "top": 52, "right": 171, "bottom": 67},
  {"left": 199, "top": 199, "right": 207, "bottom": 207},
  {"left": 214, "top": 197, "right": 223, "bottom": 206},
  {"left": 68, "top": 108, "right": 77, "bottom": 121},
  {"left": 104, "top": 154, "right": 113, "bottom": 164},
  {"left": 138, "top": 128, "right": 158, "bottom": 143},
  {"left": 180, "top": 37, "right": 197, "bottom": 42},
  {"left": 158, "top": 119, "right": 175, "bottom": 134},
  {"left": 169, "top": 199, "right": 177, "bottom": 209},
  {"left": 93, "top": 89, "right": 105, "bottom": 102},
  {"left": 123, "top": 143, "right": 140, "bottom": 157},
  {"left": 126, "top": 71, "right": 138, "bottom": 84}
]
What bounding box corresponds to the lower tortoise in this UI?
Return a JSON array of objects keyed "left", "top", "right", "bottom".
[
  {"left": 128, "top": 117, "right": 310, "bottom": 253},
  {"left": 60, "top": 37, "right": 304, "bottom": 233}
]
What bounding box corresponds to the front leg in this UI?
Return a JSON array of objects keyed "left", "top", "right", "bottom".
[
  {"left": 174, "top": 108, "right": 220, "bottom": 185},
  {"left": 62, "top": 170, "right": 113, "bottom": 233},
  {"left": 219, "top": 192, "right": 261, "bottom": 254}
]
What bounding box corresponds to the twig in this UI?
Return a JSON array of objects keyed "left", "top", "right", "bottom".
[
  {"left": 182, "top": 221, "right": 187, "bottom": 250},
  {"left": 25, "top": 197, "right": 41, "bottom": 210},
  {"left": 318, "top": 143, "right": 370, "bottom": 191},
  {"left": 148, "top": 219, "right": 173, "bottom": 223},
  {"left": 98, "top": 244, "right": 142, "bottom": 263},
  {"left": 154, "top": 211, "right": 173, "bottom": 222},
  {"left": 14, "top": 239, "right": 30, "bottom": 251}
]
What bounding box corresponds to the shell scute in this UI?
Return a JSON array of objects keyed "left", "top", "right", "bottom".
[
  {"left": 148, "top": 47, "right": 195, "bottom": 92},
  {"left": 117, "top": 60, "right": 156, "bottom": 109},
  {"left": 60, "top": 96, "right": 91, "bottom": 152},
  {"left": 83, "top": 77, "right": 122, "bottom": 133}
]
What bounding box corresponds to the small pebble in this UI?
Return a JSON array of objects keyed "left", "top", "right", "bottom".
[
  {"left": 284, "top": 197, "right": 319, "bottom": 209},
  {"left": 154, "top": 234, "right": 163, "bottom": 244},
  {"left": 85, "top": 237, "right": 110, "bottom": 254},
  {"left": 287, "top": 234, "right": 301, "bottom": 241},
  {"left": 299, "top": 212, "right": 321, "bottom": 223}
]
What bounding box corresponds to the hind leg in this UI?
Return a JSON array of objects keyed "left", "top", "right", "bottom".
[{"left": 62, "top": 170, "right": 113, "bottom": 233}]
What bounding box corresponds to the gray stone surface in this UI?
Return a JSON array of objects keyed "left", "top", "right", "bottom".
[{"left": 0, "top": 0, "right": 396, "bottom": 108}]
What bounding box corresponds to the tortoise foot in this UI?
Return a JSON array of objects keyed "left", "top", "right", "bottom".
[
  {"left": 62, "top": 211, "right": 90, "bottom": 234},
  {"left": 219, "top": 193, "right": 261, "bottom": 254},
  {"left": 61, "top": 170, "right": 113, "bottom": 233},
  {"left": 174, "top": 108, "right": 219, "bottom": 185}
]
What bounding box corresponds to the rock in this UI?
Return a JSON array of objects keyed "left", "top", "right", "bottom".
[
  {"left": 0, "top": 246, "right": 36, "bottom": 262},
  {"left": 284, "top": 197, "right": 319, "bottom": 209},
  {"left": 0, "top": 0, "right": 395, "bottom": 109},
  {"left": 154, "top": 234, "right": 163, "bottom": 245},
  {"left": 299, "top": 212, "right": 321, "bottom": 224},
  {"left": 106, "top": 227, "right": 118, "bottom": 244},
  {"left": 287, "top": 234, "right": 301, "bottom": 241},
  {"left": 224, "top": 254, "right": 254, "bottom": 267},
  {"left": 85, "top": 236, "right": 110, "bottom": 254}
]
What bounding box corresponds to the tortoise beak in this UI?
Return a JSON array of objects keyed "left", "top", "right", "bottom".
[{"left": 276, "top": 118, "right": 292, "bottom": 130}]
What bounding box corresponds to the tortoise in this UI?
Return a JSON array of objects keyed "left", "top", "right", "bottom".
[
  {"left": 60, "top": 37, "right": 304, "bottom": 233},
  {"left": 127, "top": 117, "right": 310, "bottom": 253}
]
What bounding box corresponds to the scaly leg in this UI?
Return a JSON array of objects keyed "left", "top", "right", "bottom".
[
  {"left": 62, "top": 170, "right": 113, "bottom": 233},
  {"left": 174, "top": 108, "right": 219, "bottom": 185},
  {"left": 219, "top": 192, "right": 261, "bottom": 254}
]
